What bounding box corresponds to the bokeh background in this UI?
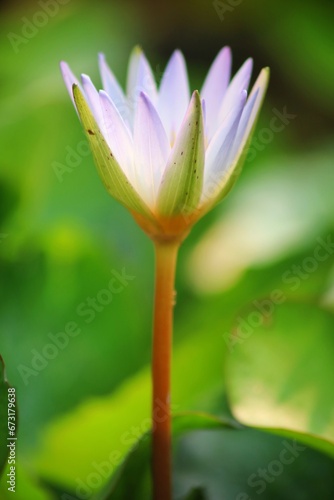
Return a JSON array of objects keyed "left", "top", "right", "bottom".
[{"left": 0, "top": 0, "right": 334, "bottom": 498}]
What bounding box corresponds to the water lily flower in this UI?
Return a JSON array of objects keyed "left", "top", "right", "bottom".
[{"left": 60, "top": 47, "right": 269, "bottom": 242}]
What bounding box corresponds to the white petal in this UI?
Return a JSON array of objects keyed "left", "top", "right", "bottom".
[
  {"left": 202, "top": 98, "right": 207, "bottom": 138},
  {"left": 126, "top": 46, "right": 141, "bottom": 96},
  {"left": 201, "top": 47, "right": 232, "bottom": 141},
  {"left": 218, "top": 58, "right": 253, "bottom": 126},
  {"left": 126, "top": 47, "right": 158, "bottom": 106},
  {"left": 158, "top": 50, "right": 190, "bottom": 145},
  {"left": 98, "top": 53, "right": 130, "bottom": 125},
  {"left": 99, "top": 90, "right": 136, "bottom": 185},
  {"left": 60, "top": 61, "right": 81, "bottom": 107},
  {"left": 81, "top": 74, "right": 105, "bottom": 133},
  {"left": 202, "top": 90, "right": 247, "bottom": 200},
  {"left": 134, "top": 92, "right": 170, "bottom": 206},
  {"left": 231, "top": 68, "right": 270, "bottom": 160}
]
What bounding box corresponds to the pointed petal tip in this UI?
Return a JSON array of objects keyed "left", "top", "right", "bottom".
[
  {"left": 256, "top": 67, "right": 270, "bottom": 90},
  {"left": 263, "top": 66, "right": 270, "bottom": 78},
  {"left": 72, "top": 83, "right": 82, "bottom": 97},
  {"left": 60, "top": 61, "right": 76, "bottom": 80},
  {"left": 98, "top": 89, "right": 109, "bottom": 101},
  {"left": 81, "top": 73, "right": 99, "bottom": 91},
  {"left": 172, "top": 48, "right": 185, "bottom": 60},
  {"left": 218, "top": 45, "right": 232, "bottom": 57},
  {"left": 132, "top": 45, "right": 143, "bottom": 56},
  {"left": 245, "top": 57, "right": 253, "bottom": 69},
  {"left": 72, "top": 83, "right": 81, "bottom": 101}
]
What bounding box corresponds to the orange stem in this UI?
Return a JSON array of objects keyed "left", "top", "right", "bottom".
[{"left": 152, "top": 241, "right": 179, "bottom": 500}]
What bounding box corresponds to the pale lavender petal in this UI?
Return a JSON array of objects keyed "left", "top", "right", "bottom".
[
  {"left": 202, "top": 98, "right": 207, "bottom": 137},
  {"left": 202, "top": 90, "right": 247, "bottom": 200},
  {"left": 81, "top": 74, "right": 105, "bottom": 133},
  {"left": 230, "top": 67, "right": 270, "bottom": 160},
  {"left": 126, "top": 48, "right": 158, "bottom": 107},
  {"left": 201, "top": 47, "right": 232, "bottom": 140},
  {"left": 60, "top": 61, "right": 81, "bottom": 107},
  {"left": 134, "top": 92, "right": 170, "bottom": 206},
  {"left": 218, "top": 58, "right": 253, "bottom": 126},
  {"left": 99, "top": 90, "right": 135, "bottom": 184},
  {"left": 98, "top": 53, "right": 130, "bottom": 124},
  {"left": 126, "top": 46, "right": 141, "bottom": 96},
  {"left": 158, "top": 50, "right": 190, "bottom": 145}
]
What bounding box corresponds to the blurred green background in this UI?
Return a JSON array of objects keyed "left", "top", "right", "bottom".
[{"left": 0, "top": 0, "right": 334, "bottom": 498}]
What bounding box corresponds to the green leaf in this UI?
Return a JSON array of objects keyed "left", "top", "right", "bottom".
[
  {"left": 32, "top": 326, "right": 230, "bottom": 489},
  {"left": 72, "top": 85, "right": 154, "bottom": 220},
  {"left": 157, "top": 91, "right": 205, "bottom": 216},
  {"left": 93, "top": 412, "right": 235, "bottom": 500},
  {"left": 0, "top": 357, "right": 15, "bottom": 476},
  {"left": 225, "top": 301, "right": 334, "bottom": 457},
  {"left": 182, "top": 487, "right": 207, "bottom": 500},
  {"left": 174, "top": 424, "right": 334, "bottom": 500},
  {"left": 0, "top": 463, "right": 52, "bottom": 500}
]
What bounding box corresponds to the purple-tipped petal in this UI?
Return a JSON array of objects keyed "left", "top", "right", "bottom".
[
  {"left": 201, "top": 47, "right": 232, "bottom": 141},
  {"left": 134, "top": 92, "right": 170, "bottom": 206},
  {"left": 81, "top": 74, "right": 104, "bottom": 133},
  {"left": 98, "top": 53, "right": 129, "bottom": 124},
  {"left": 99, "top": 90, "right": 135, "bottom": 184},
  {"left": 158, "top": 50, "right": 190, "bottom": 145},
  {"left": 218, "top": 58, "right": 253, "bottom": 126},
  {"left": 202, "top": 90, "right": 247, "bottom": 200},
  {"left": 60, "top": 61, "right": 81, "bottom": 107}
]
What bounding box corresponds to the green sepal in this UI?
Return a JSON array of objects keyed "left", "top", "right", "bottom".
[
  {"left": 157, "top": 91, "right": 205, "bottom": 216},
  {"left": 72, "top": 85, "right": 154, "bottom": 219}
]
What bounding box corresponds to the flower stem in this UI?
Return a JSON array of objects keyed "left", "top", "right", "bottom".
[{"left": 152, "top": 241, "right": 179, "bottom": 500}]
